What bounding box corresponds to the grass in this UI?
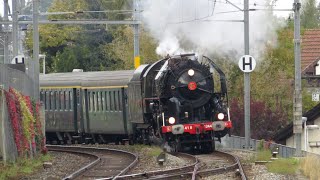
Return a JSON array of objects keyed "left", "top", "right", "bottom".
[
  {"left": 146, "top": 146, "right": 163, "bottom": 157},
  {"left": 255, "top": 149, "right": 272, "bottom": 161},
  {"left": 266, "top": 158, "right": 299, "bottom": 175},
  {"left": 300, "top": 154, "right": 320, "bottom": 180},
  {"left": 0, "top": 154, "right": 52, "bottom": 180},
  {"left": 254, "top": 149, "right": 299, "bottom": 175},
  {"left": 128, "top": 144, "right": 163, "bottom": 157}
]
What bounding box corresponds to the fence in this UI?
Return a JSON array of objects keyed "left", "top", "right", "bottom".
[
  {"left": 0, "top": 64, "right": 35, "bottom": 162},
  {"left": 221, "top": 135, "right": 300, "bottom": 158}
]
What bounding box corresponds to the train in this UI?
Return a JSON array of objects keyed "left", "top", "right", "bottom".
[{"left": 40, "top": 54, "right": 232, "bottom": 152}]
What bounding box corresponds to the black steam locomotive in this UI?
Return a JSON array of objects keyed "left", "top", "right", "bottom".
[{"left": 40, "top": 54, "right": 231, "bottom": 152}]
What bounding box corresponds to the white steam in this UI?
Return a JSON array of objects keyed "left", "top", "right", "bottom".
[{"left": 141, "top": 0, "right": 282, "bottom": 60}]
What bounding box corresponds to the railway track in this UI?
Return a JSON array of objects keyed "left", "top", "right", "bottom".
[
  {"left": 48, "top": 145, "right": 247, "bottom": 180},
  {"left": 47, "top": 145, "right": 138, "bottom": 180},
  {"left": 102, "top": 150, "right": 247, "bottom": 180}
]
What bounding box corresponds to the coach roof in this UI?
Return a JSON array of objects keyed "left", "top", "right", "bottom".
[{"left": 40, "top": 70, "right": 135, "bottom": 88}]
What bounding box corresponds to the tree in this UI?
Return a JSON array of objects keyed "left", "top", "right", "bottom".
[
  {"left": 105, "top": 26, "right": 160, "bottom": 69},
  {"left": 24, "top": 0, "right": 130, "bottom": 72},
  {"left": 301, "top": 0, "right": 320, "bottom": 28}
]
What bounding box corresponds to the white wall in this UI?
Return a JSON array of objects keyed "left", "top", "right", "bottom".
[
  {"left": 315, "top": 60, "right": 320, "bottom": 75},
  {"left": 286, "top": 117, "right": 320, "bottom": 155}
]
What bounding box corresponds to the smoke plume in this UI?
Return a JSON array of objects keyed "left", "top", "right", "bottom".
[{"left": 141, "top": 0, "right": 283, "bottom": 60}]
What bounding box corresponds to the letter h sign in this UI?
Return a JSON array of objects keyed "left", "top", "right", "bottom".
[{"left": 238, "top": 55, "right": 256, "bottom": 73}]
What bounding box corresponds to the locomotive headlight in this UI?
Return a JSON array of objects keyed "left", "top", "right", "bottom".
[
  {"left": 217, "top": 113, "right": 225, "bottom": 120},
  {"left": 188, "top": 69, "right": 195, "bottom": 76},
  {"left": 168, "top": 117, "right": 176, "bottom": 124}
]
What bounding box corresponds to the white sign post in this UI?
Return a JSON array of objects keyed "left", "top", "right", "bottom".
[{"left": 238, "top": 55, "right": 256, "bottom": 149}]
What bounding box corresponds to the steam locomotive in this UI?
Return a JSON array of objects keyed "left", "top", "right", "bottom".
[{"left": 40, "top": 54, "right": 231, "bottom": 152}]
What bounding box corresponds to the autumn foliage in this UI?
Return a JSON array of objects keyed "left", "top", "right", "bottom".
[
  {"left": 230, "top": 98, "right": 287, "bottom": 141},
  {"left": 4, "top": 87, "right": 46, "bottom": 158}
]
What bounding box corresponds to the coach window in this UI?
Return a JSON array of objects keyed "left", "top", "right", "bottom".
[
  {"left": 91, "top": 92, "right": 96, "bottom": 112},
  {"left": 48, "top": 91, "right": 51, "bottom": 110},
  {"left": 45, "top": 91, "right": 48, "bottom": 110},
  {"left": 118, "top": 91, "right": 122, "bottom": 110},
  {"left": 65, "top": 91, "right": 69, "bottom": 111},
  {"left": 51, "top": 91, "right": 54, "bottom": 110},
  {"left": 109, "top": 91, "right": 113, "bottom": 111},
  {"left": 105, "top": 91, "right": 109, "bottom": 111},
  {"left": 69, "top": 91, "right": 73, "bottom": 110},
  {"left": 57, "top": 91, "right": 60, "bottom": 110},
  {"left": 60, "top": 91, "right": 64, "bottom": 110},
  {"left": 97, "top": 91, "right": 100, "bottom": 112},
  {"left": 55, "top": 91, "right": 58, "bottom": 110},
  {"left": 41, "top": 91, "right": 45, "bottom": 109},
  {"left": 63, "top": 91, "right": 66, "bottom": 110},
  {"left": 98, "top": 91, "right": 103, "bottom": 111},
  {"left": 40, "top": 91, "right": 44, "bottom": 103},
  {"left": 87, "top": 91, "right": 90, "bottom": 111},
  {"left": 114, "top": 91, "right": 118, "bottom": 111},
  {"left": 101, "top": 91, "right": 104, "bottom": 111}
]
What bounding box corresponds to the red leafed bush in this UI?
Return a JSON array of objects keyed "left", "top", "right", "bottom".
[
  {"left": 230, "top": 98, "right": 287, "bottom": 140},
  {"left": 4, "top": 91, "right": 22, "bottom": 155},
  {"left": 24, "top": 96, "right": 36, "bottom": 151},
  {"left": 34, "top": 101, "right": 47, "bottom": 154},
  {"left": 3, "top": 87, "right": 47, "bottom": 157}
]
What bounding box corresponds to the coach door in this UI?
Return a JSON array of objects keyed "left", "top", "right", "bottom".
[{"left": 85, "top": 88, "right": 126, "bottom": 134}]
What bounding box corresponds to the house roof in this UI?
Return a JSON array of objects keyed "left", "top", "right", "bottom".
[
  {"left": 274, "top": 103, "right": 320, "bottom": 143},
  {"left": 302, "top": 29, "right": 320, "bottom": 74}
]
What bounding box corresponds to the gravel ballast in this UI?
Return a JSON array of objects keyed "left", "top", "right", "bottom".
[{"left": 23, "top": 145, "right": 309, "bottom": 180}]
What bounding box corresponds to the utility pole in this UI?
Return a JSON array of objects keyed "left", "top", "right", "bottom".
[
  {"left": 33, "top": 0, "right": 40, "bottom": 101},
  {"left": 293, "top": 0, "right": 302, "bottom": 156},
  {"left": 133, "top": 0, "right": 140, "bottom": 69},
  {"left": 244, "top": 0, "right": 251, "bottom": 149},
  {"left": 12, "top": 0, "right": 19, "bottom": 57},
  {"left": 3, "top": 0, "right": 9, "bottom": 64}
]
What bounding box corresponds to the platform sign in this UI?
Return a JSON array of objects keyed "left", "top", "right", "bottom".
[
  {"left": 238, "top": 55, "right": 256, "bottom": 73},
  {"left": 11, "top": 55, "right": 25, "bottom": 64},
  {"left": 312, "top": 93, "right": 320, "bottom": 101}
]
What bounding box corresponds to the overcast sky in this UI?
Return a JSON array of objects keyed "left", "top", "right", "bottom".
[
  {"left": 1, "top": 0, "right": 319, "bottom": 18},
  {"left": 1, "top": 0, "right": 319, "bottom": 19}
]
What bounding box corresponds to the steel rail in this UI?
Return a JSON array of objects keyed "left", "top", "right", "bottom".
[
  {"left": 112, "top": 151, "right": 247, "bottom": 180},
  {"left": 47, "top": 145, "right": 139, "bottom": 180},
  {"left": 47, "top": 145, "right": 101, "bottom": 180},
  {"left": 102, "top": 152, "right": 199, "bottom": 180}
]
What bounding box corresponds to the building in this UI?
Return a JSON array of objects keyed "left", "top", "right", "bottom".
[
  {"left": 274, "top": 104, "right": 320, "bottom": 154},
  {"left": 275, "top": 29, "right": 320, "bottom": 154}
]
